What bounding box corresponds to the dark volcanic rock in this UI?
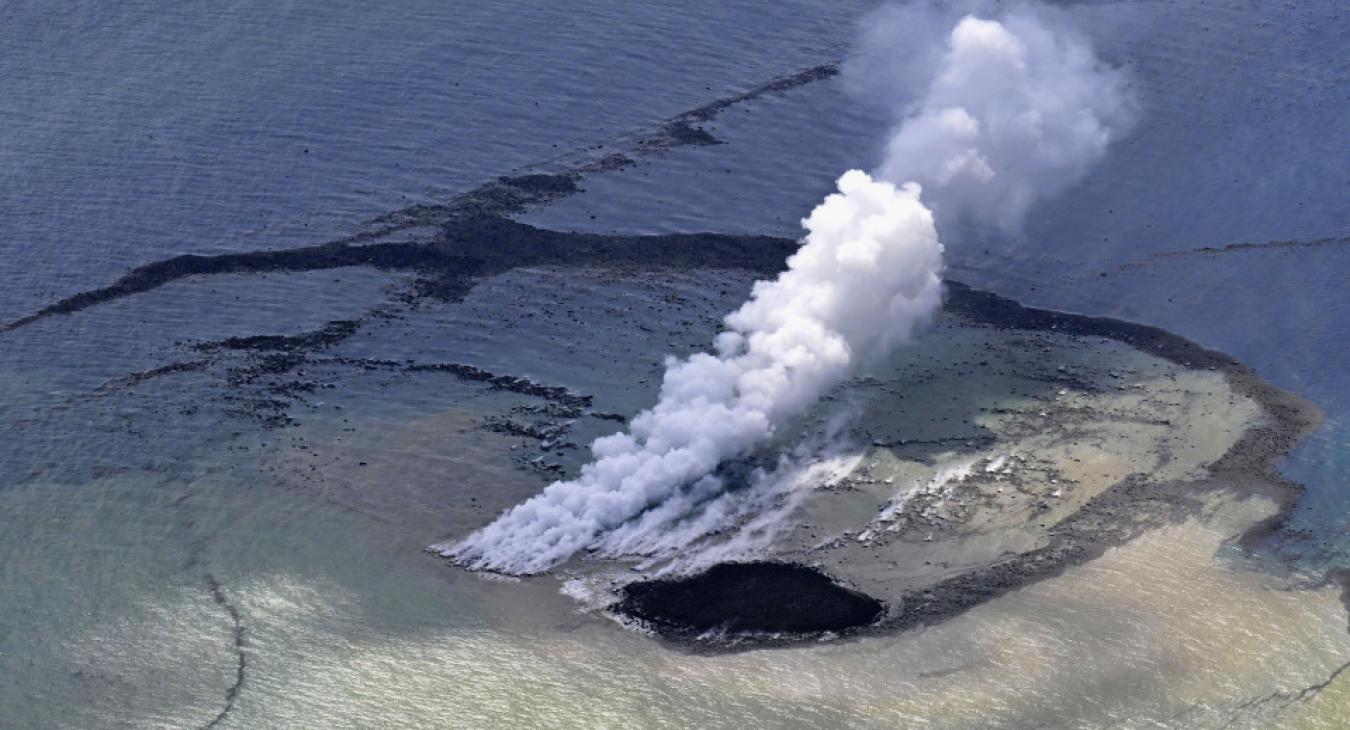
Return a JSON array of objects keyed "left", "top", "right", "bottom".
[{"left": 616, "top": 562, "right": 883, "bottom": 638}]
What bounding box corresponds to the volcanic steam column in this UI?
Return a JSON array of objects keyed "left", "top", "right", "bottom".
[{"left": 439, "top": 7, "right": 1133, "bottom": 575}]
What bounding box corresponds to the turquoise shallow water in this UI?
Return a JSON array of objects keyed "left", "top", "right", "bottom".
[{"left": 2, "top": 0, "right": 1348, "bottom": 726}]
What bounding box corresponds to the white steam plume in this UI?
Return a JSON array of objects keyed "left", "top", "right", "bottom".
[
  {"left": 438, "top": 4, "right": 1132, "bottom": 575},
  {"left": 444, "top": 171, "right": 943, "bottom": 574}
]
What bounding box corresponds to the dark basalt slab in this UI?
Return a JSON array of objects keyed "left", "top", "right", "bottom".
[{"left": 615, "top": 562, "right": 884, "bottom": 639}]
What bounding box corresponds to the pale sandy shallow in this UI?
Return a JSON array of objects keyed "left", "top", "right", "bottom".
[
  {"left": 4, "top": 268, "right": 1345, "bottom": 728},
  {"left": 36, "top": 486, "right": 1346, "bottom": 728}
]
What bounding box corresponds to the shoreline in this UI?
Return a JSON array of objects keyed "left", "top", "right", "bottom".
[{"left": 611, "top": 281, "right": 1329, "bottom": 649}]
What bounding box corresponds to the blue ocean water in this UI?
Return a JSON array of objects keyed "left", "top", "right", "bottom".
[
  {"left": 1, "top": 0, "right": 1347, "bottom": 725},
  {"left": 0, "top": 0, "right": 874, "bottom": 321}
]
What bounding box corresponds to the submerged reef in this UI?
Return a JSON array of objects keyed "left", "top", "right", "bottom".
[{"left": 8, "top": 215, "right": 1327, "bottom": 651}]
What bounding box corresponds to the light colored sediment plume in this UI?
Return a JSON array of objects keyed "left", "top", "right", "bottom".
[{"left": 440, "top": 3, "right": 1134, "bottom": 575}]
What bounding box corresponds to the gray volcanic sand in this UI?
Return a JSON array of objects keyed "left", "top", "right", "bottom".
[
  {"left": 567, "top": 312, "right": 1314, "bottom": 637},
  {"left": 776, "top": 325, "right": 1261, "bottom": 614}
]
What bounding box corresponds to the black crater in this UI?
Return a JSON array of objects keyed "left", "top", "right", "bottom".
[{"left": 615, "top": 562, "right": 884, "bottom": 638}]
